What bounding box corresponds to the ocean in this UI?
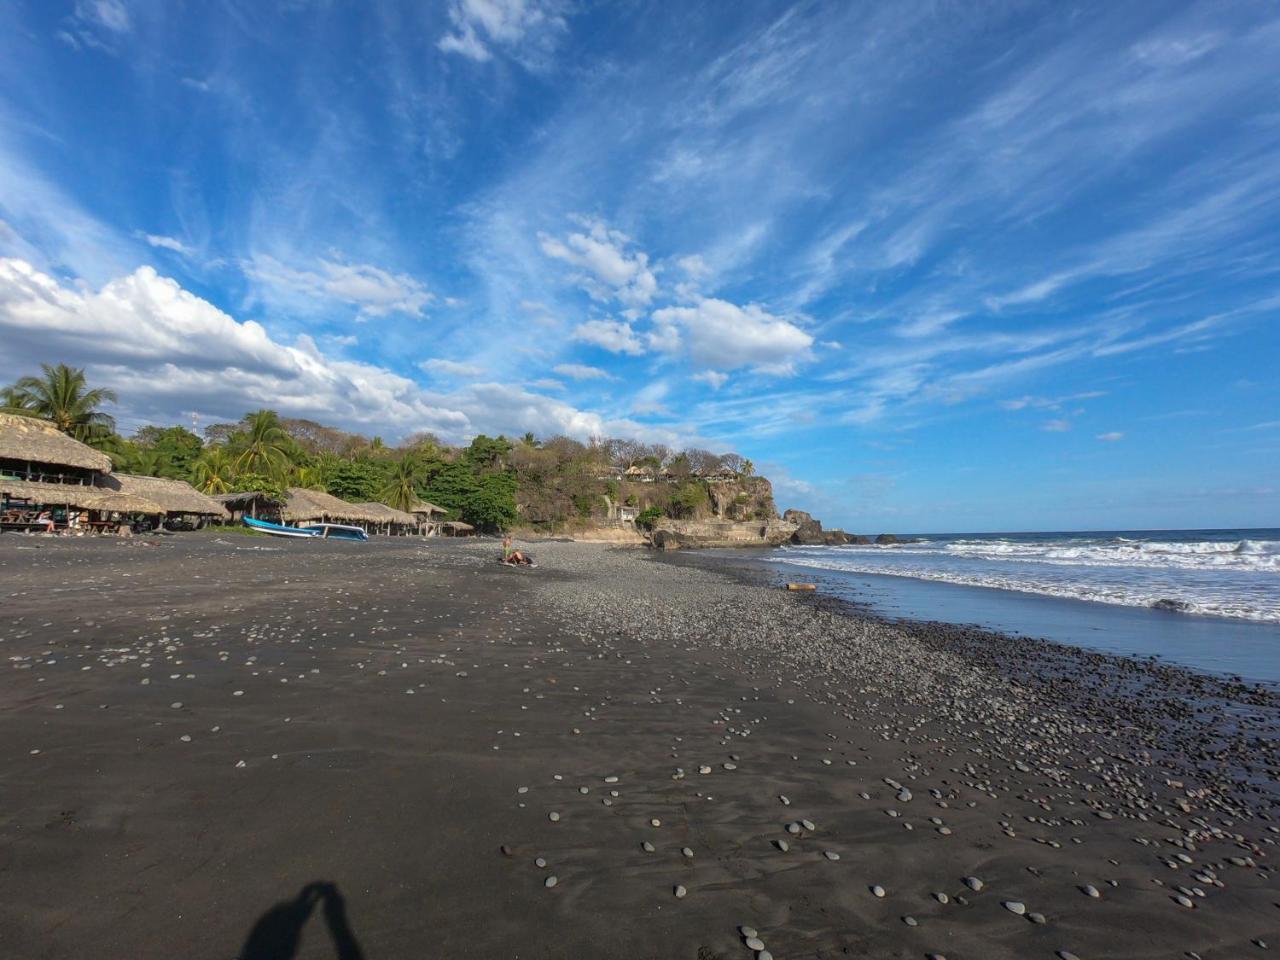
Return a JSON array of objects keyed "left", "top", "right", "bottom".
[{"left": 745, "top": 528, "right": 1280, "bottom": 683}]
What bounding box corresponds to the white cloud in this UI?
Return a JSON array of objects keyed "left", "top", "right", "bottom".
[
  {"left": 1097, "top": 431, "right": 1125, "bottom": 442},
  {"left": 0, "top": 257, "right": 671, "bottom": 445},
  {"left": 437, "top": 0, "right": 568, "bottom": 68},
  {"left": 142, "top": 234, "right": 191, "bottom": 255},
  {"left": 243, "top": 254, "right": 433, "bottom": 318},
  {"left": 539, "top": 218, "right": 658, "bottom": 309},
  {"left": 1042, "top": 419, "right": 1072, "bottom": 432},
  {"left": 693, "top": 370, "right": 729, "bottom": 390},
  {"left": 571, "top": 319, "right": 646, "bottom": 356},
  {"left": 630, "top": 381, "right": 670, "bottom": 416},
  {"left": 553, "top": 362, "right": 614, "bottom": 381},
  {"left": 75, "top": 0, "right": 130, "bottom": 33},
  {"left": 650, "top": 297, "right": 813, "bottom": 373},
  {"left": 420, "top": 358, "right": 486, "bottom": 378}
]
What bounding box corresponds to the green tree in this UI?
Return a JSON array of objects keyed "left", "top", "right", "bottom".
[
  {"left": 230, "top": 471, "right": 286, "bottom": 502},
  {"left": 669, "top": 481, "right": 709, "bottom": 518},
  {"left": 135, "top": 426, "right": 204, "bottom": 477},
  {"left": 465, "top": 472, "right": 517, "bottom": 531},
  {"left": 2, "top": 363, "right": 118, "bottom": 443},
  {"left": 233, "top": 410, "right": 294, "bottom": 478},
  {"left": 192, "top": 447, "right": 236, "bottom": 494},
  {"left": 380, "top": 456, "right": 422, "bottom": 511},
  {"left": 465, "top": 434, "right": 512, "bottom": 471},
  {"left": 326, "top": 459, "right": 386, "bottom": 503},
  {"left": 420, "top": 459, "right": 478, "bottom": 517}
]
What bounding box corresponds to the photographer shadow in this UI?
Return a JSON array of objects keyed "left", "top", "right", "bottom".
[{"left": 238, "top": 881, "right": 364, "bottom": 960}]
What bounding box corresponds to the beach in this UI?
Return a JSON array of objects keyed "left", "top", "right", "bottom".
[{"left": 1, "top": 535, "right": 1277, "bottom": 959}]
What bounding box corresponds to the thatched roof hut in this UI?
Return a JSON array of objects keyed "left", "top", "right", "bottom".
[
  {"left": 441, "top": 520, "right": 475, "bottom": 536},
  {"left": 82, "top": 492, "right": 167, "bottom": 515},
  {"left": 0, "top": 479, "right": 110, "bottom": 509},
  {"left": 282, "top": 487, "right": 384, "bottom": 524},
  {"left": 103, "top": 474, "right": 230, "bottom": 518},
  {"left": 0, "top": 412, "right": 112, "bottom": 475},
  {"left": 353, "top": 502, "right": 418, "bottom": 526},
  {"left": 408, "top": 498, "right": 446, "bottom": 517}
]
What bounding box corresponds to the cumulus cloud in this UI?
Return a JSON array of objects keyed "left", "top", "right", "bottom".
[
  {"left": 553, "top": 362, "right": 615, "bottom": 381},
  {"left": 243, "top": 254, "right": 433, "bottom": 318},
  {"left": 437, "top": 0, "right": 568, "bottom": 68},
  {"left": 420, "top": 358, "right": 486, "bottom": 378},
  {"left": 0, "top": 257, "right": 667, "bottom": 444},
  {"left": 571, "top": 319, "right": 646, "bottom": 355},
  {"left": 650, "top": 297, "right": 813, "bottom": 373},
  {"left": 692, "top": 370, "right": 729, "bottom": 389},
  {"left": 539, "top": 218, "right": 658, "bottom": 310}
]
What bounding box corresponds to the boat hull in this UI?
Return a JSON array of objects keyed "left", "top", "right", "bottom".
[
  {"left": 243, "top": 517, "right": 319, "bottom": 538},
  {"left": 299, "top": 523, "right": 369, "bottom": 541}
]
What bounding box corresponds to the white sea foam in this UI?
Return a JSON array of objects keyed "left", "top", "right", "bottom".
[{"left": 774, "top": 534, "right": 1280, "bottom": 622}]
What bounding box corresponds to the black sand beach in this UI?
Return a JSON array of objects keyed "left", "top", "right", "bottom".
[{"left": 1, "top": 535, "right": 1277, "bottom": 959}]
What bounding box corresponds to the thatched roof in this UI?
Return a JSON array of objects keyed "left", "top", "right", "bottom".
[
  {"left": 353, "top": 502, "right": 418, "bottom": 525},
  {"left": 211, "top": 491, "right": 283, "bottom": 510},
  {"left": 282, "top": 487, "right": 383, "bottom": 523},
  {"left": 82, "top": 492, "right": 167, "bottom": 515},
  {"left": 0, "top": 479, "right": 110, "bottom": 509},
  {"left": 408, "top": 498, "right": 446, "bottom": 516},
  {"left": 104, "top": 474, "right": 230, "bottom": 517},
  {"left": 0, "top": 413, "right": 112, "bottom": 473},
  {"left": 441, "top": 520, "right": 475, "bottom": 532}
]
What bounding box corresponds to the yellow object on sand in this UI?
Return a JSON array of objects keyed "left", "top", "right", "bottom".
[{"left": 786, "top": 583, "right": 817, "bottom": 592}]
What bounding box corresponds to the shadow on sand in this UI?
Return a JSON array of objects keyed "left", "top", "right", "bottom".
[{"left": 238, "top": 881, "right": 365, "bottom": 960}]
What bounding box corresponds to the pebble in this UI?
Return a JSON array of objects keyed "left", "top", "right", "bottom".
[
  {"left": 681, "top": 847, "right": 694, "bottom": 858},
  {"left": 775, "top": 839, "right": 789, "bottom": 852},
  {"left": 739, "top": 926, "right": 758, "bottom": 939},
  {"left": 673, "top": 884, "right": 687, "bottom": 898},
  {"left": 823, "top": 850, "right": 840, "bottom": 861},
  {"left": 744, "top": 936, "right": 765, "bottom": 951},
  {"left": 535, "top": 857, "right": 547, "bottom": 868},
  {"left": 544, "top": 875, "right": 557, "bottom": 888},
  {"left": 641, "top": 840, "right": 655, "bottom": 852},
  {"left": 650, "top": 818, "right": 661, "bottom": 827},
  {"left": 1057, "top": 952, "right": 1082, "bottom": 960},
  {"left": 903, "top": 916, "right": 918, "bottom": 926},
  {"left": 933, "top": 892, "right": 948, "bottom": 904},
  {"left": 872, "top": 885, "right": 886, "bottom": 898},
  {"left": 1003, "top": 901, "right": 1026, "bottom": 916},
  {"left": 1082, "top": 884, "right": 1101, "bottom": 898},
  {"left": 964, "top": 876, "right": 984, "bottom": 892},
  {"left": 548, "top": 812, "right": 560, "bottom": 822}
]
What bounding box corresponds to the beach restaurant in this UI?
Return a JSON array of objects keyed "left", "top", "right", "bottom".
[{"left": 0, "top": 413, "right": 228, "bottom": 532}]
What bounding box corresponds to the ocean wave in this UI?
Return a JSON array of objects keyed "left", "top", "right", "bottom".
[
  {"left": 787, "top": 538, "right": 1280, "bottom": 572},
  {"left": 769, "top": 554, "right": 1280, "bottom": 623}
]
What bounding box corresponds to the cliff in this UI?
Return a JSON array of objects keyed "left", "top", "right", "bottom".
[{"left": 649, "top": 517, "right": 798, "bottom": 550}]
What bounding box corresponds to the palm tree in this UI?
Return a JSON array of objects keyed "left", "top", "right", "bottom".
[
  {"left": 3, "top": 363, "right": 118, "bottom": 442},
  {"left": 234, "top": 410, "right": 293, "bottom": 478},
  {"left": 192, "top": 446, "right": 235, "bottom": 494},
  {"left": 380, "top": 455, "right": 421, "bottom": 512},
  {"left": 292, "top": 464, "right": 327, "bottom": 491}
]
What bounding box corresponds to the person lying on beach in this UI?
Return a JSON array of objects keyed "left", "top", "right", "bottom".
[{"left": 501, "top": 535, "right": 532, "bottom": 566}]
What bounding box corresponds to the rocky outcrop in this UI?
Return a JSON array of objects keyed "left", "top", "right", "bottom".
[
  {"left": 706, "top": 476, "right": 779, "bottom": 521},
  {"left": 783, "top": 509, "right": 905, "bottom": 546},
  {"left": 650, "top": 518, "right": 798, "bottom": 550}
]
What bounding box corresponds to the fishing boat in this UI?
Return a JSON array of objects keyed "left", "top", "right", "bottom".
[
  {"left": 299, "top": 522, "right": 369, "bottom": 541},
  {"left": 243, "top": 516, "right": 319, "bottom": 538}
]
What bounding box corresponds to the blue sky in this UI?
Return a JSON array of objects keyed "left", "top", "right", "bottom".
[{"left": 1, "top": 0, "right": 1277, "bottom": 532}]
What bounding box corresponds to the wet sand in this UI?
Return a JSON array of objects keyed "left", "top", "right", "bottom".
[{"left": 1, "top": 535, "right": 1277, "bottom": 959}]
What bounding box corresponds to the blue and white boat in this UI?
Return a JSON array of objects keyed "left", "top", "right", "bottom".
[
  {"left": 244, "top": 516, "right": 318, "bottom": 538},
  {"left": 299, "top": 522, "right": 369, "bottom": 541}
]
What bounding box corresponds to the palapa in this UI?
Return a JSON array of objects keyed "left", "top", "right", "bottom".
[
  {"left": 353, "top": 502, "right": 419, "bottom": 525},
  {"left": 81, "top": 492, "right": 167, "bottom": 515},
  {"left": 0, "top": 479, "right": 112, "bottom": 509},
  {"left": 282, "top": 487, "right": 384, "bottom": 524},
  {"left": 103, "top": 473, "right": 230, "bottom": 517},
  {"left": 0, "top": 412, "right": 113, "bottom": 474}
]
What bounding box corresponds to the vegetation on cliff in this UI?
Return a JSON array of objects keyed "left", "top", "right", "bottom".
[{"left": 3, "top": 363, "right": 770, "bottom": 533}]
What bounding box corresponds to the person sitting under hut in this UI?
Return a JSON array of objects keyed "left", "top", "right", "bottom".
[
  {"left": 501, "top": 535, "right": 531, "bottom": 566},
  {"left": 36, "top": 509, "right": 55, "bottom": 534}
]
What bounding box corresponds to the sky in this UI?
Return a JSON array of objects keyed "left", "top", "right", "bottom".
[{"left": 0, "top": 0, "right": 1277, "bottom": 533}]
